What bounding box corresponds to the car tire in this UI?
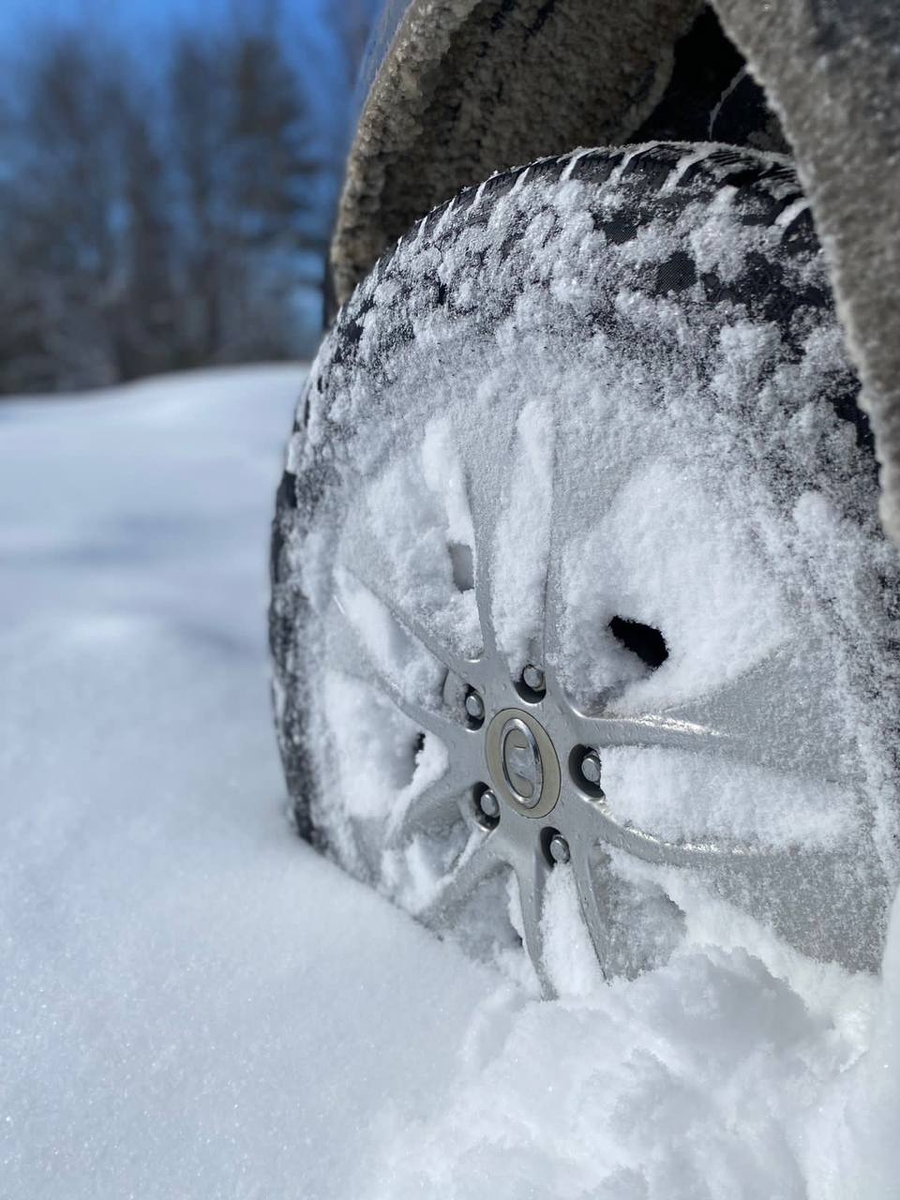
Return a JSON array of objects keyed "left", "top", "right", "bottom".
[{"left": 271, "top": 143, "right": 899, "bottom": 993}]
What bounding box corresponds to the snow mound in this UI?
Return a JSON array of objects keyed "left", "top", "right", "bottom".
[{"left": 1, "top": 364, "right": 898, "bottom": 1198}]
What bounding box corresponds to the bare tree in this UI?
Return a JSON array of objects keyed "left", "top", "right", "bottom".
[
  {"left": 0, "top": 31, "right": 128, "bottom": 389},
  {"left": 0, "top": 10, "right": 330, "bottom": 394},
  {"left": 169, "top": 33, "right": 233, "bottom": 365}
]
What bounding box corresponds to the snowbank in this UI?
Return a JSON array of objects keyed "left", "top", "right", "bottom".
[{"left": 1, "top": 366, "right": 896, "bottom": 1198}]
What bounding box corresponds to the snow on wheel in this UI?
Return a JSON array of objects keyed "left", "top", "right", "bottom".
[{"left": 271, "top": 144, "right": 900, "bottom": 994}]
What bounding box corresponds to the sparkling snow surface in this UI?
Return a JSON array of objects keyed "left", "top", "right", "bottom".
[{"left": 2, "top": 367, "right": 899, "bottom": 1199}]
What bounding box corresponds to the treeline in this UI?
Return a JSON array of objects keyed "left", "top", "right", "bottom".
[{"left": 0, "top": 12, "right": 332, "bottom": 395}]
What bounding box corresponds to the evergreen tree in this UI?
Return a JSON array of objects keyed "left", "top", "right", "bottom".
[{"left": 0, "top": 32, "right": 127, "bottom": 390}]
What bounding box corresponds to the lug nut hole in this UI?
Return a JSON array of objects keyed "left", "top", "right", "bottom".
[
  {"left": 514, "top": 663, "right": 546, "bottom": 704},
  {"left": 473, "top": 784, "right": 500, "bottom": 829},
  {"left": 464, "top": 689, "right": 485, "bottom": 728},
  {"left": 570, "top": 745, "right": 604, "bottom": 798},
  {"left": 541, "top": 827, "right": 570, "bottom": 866}
]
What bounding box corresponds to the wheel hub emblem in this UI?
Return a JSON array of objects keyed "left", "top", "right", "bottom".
[
  {"left": 500, "top": 717, "right": 543, "bottom": 807},
  {"left": 485, "top": 708, "right": 561, "bottom": 819}
]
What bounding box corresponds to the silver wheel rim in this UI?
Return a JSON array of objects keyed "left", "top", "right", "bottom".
[{"left": 320, "top": 436, "right": 887, "bottom": 995}]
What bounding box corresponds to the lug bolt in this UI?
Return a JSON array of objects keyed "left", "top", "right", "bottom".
[
  {"left": 478, "top": 789, "right": 500, "bottom": 820},
  {"left": 549, "top": 833, "right": 570, "bottom": 865},
  {"left": 522, "top": 664, "right": 545, "bottom": 693},
  {"left": 464, "top": 690, "right": 485, "bottom": 722},
  {"left": 580, "top": 750, "right": 602, "bottom": 786}
]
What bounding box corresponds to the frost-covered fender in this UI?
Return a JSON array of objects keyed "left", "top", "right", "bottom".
[{"left": 332, "top": 0, "right": 900, "bottom": 547}]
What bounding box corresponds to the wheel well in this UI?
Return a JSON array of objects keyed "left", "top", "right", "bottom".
[
  {"left": 331, "top": 0, "right": 701, "bottom": 306},
  {"left": 330, "top": 2, "right": 786, "bottom": 309}
]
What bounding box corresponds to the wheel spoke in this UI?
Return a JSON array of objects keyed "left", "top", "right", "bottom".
[
  {"left": 331, "top": 598, "right": 469, "bottom": 752},
  {"left": 540, "top": 550, "right": 570, "bottom": 707},
  {"left": 416, "top": 839, "right": 502, "bottom": 928},
  {"left": 571, "top": 846, "right": 612, "bottom": 981},
  {"left": 568, "top": 708, "right": 728, "bottom": 757},
  {"left": 593, "top": 806, "right": 718, "bottom": 867},
  {"left": 343, "top": 567, "right": 486, "bottom": 686},
  {"left": 340, "top": 662, "right": 468, "bottom": 752},
  {"left": 378, "top": 679, "right": 469, "bottom": 751},
  {"left": 386, "top": 773, "right": 468, "bottom": 848},
  {"left": 401, "top": 683, "right": 467, "bottom": 751},
  {"left": 513, "top": 853, "right": 554, "bottom": 997},
  {"left": 569, "top": 645, "right": 861, "bottom": 782},
  {"left": 570, "top": 838, "right": 687, "bottom": 981},
  {"left": 570, "top": 794, "right": 883, "bottom": 972},
  {"left": 540, "top": 475, "right": 604, "bottom": 712},
  {"left": 652, "top": 645, "right": 861, "bottom": 781},
  {"left": 576, "top": 791, "right": 776, "bottom": 868},
  {"left": 569, "top": 695, "right": 858, "bottom": 785},
  {"left": 473, "top": 548, "right": 497, "bottom": 660},
  {"left": 466, "top": 467, "right": 500, "bottom": 660}
]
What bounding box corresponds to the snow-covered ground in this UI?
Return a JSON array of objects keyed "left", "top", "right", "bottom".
[{"left": 1, "top": 366, "right": 898, "bottom": 1199}]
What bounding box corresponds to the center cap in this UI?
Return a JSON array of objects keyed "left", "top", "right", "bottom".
[
  {"left": 485, "top": 708, "right": 560, "bottom": 819},
  {"left": 501, "top": 718, "right": 543, "bottom": 806}
]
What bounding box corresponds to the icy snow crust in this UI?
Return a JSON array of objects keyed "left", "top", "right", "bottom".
[{"left": 1, "top": 355, "right": 897, "bottom": 1188}]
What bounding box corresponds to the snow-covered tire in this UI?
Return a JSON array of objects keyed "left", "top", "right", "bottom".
[{"left": 270, "top": 144, "right": 900, "bottom": 992}]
